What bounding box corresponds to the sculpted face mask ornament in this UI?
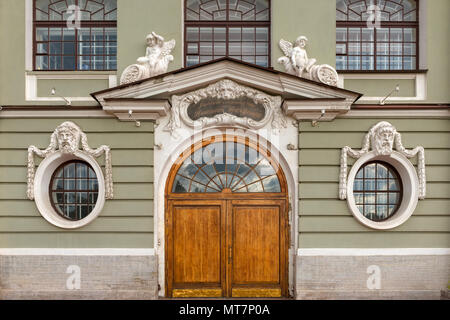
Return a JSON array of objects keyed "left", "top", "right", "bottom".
[
  {"left": 27, "top": 121, "right": 113, "bottom": 200},
  {"left": 56, "top": 124, "right": 81, "bottom": 154},
  {"left": 339, "top": 121, "right": 426, "bottom": 200},
  {"left": 373, "top": 124, "right": 395, "bottom": 156}
]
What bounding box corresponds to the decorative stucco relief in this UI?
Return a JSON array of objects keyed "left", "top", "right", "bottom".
[
  {"left": 164, "top": 79, "right": 286, "bottom": 136},
  {"left": 278, "top": 36, "right": 339, "bottom": 86},
  {"left": 339, "top": 121, "right": 426, "bottom": 200},
  {"left": 27, "top": 121, "right": 113, "bottom": 200},
  {"left": 120, "top": 32, "right": 176, "bottom": 85}
]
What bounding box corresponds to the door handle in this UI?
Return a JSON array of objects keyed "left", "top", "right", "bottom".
[{"left": 228, "top": 246, "right": 232, "bottom": 264}]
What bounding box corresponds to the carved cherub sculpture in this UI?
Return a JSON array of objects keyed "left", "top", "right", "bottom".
[
  {"left": 339, "top": 121, "right": 426, "bottom": 200},
  {"left": 27, "top": 121, "right": 113, "bottom": 200},
  {"left": 278, "top": 36, "right": 339, "bottom": 86},
  {"left": 280, "top": 36, "right": 316, "bottom": 77},
  {"left": 120, "top": 32, "right": 176, "bottom": 84}
]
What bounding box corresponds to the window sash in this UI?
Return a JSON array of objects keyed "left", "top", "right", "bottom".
[
  {"left": 336, "top": 21, "right": 418, "bottom": 71},
  {"left": 33, "top": 0, "right": 117, "bottom": 71},
  {"left": 184, "top": 1, "right": 271, "bottom": 68}
]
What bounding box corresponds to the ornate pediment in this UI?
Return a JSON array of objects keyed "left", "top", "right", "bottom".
[
  {"left": 164, "top": 79, "right": 286, "bottom": 136},
  {"left": 92, "top": 59, "right": 360, "bottom": 123}
]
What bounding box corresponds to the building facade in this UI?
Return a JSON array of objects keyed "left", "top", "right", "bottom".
[{"left": 0, "top": 0, "right": 449, "bottom": 299}]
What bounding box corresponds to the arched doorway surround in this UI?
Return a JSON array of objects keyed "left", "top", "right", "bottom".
[
  {"left": 154, "top": 129, "right": 298, "bottom": 298},
  {"left": 165, "top": 134, "right": 289, "bottom": 298}
]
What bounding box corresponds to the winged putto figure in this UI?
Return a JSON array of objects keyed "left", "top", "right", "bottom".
[
  {"left": 120, "top": 32, "right": 176, "bottom": 85},
  {"left": 278, "top": 36, "right": 339, "bottom": 86}
]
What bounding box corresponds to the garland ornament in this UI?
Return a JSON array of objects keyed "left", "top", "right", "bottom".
[
  {"left": 339, "top": 121, "right": 425, "bottom": 200},
  {"left": 27, "top": 121, "right": 113, "bottom": 200}
]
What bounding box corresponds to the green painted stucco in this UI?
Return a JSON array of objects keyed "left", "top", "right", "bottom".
[
  {"left": 272, "top": 0, "right": 336, "bottom": 70},
  {"left": 297, "top": 118, "right": 450, "bottom": 248},
  {"left": 0, "top": 118, "right": 155, "bottom": 248},
  {"left": 0, "top": 0, "right": 449, "bottom": 104},
  {"left": 344, "top": 79, "right": 415, "bottom": 97},
  {"left": 117, "top": 0, "right": 183, "bottom": 76},
  {"left": 0, "top": 1, "right": 448, "bottom": 249}
]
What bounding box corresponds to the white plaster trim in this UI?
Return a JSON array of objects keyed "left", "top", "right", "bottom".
[
  {"left": 101, "top": 99, "right": 169, "bottom": 121},
  {"left": 297, "top": 248, "right": 450, "bottom": 256},
  {"left": 154, "top": 126, "right": 299, "bottom": 297},
  {"left": 283, "top": 99, "right": 353, "bottom": 121},
  {"left": 94, "top": 60, "right": 360, "bottom": 104},
  {"left": 338, "top": 110, "right": 450, "bottom": 119},
  {"left": 181, "top": 0, "right": 185, "bottom": 67},
  {"left": 0, "top": 248, "right": 155, "bottom": 256},
  {"left": 33, "top": 151, "right": 106, "bottom": 229},
  {"left": 346, "top": 151, "right": 420, "bottom": 230},
  {"left": 25, "top": 73, "right": 116, "bottom": 102},
  {"left": 339, "top": 73, "right": 427, "bottom": 102},
  {"left": 0, "top": 110, "right": 114, "bottom": 118},
  {"left": 165, "top": 79, "right": 285, "bottom": 135}
]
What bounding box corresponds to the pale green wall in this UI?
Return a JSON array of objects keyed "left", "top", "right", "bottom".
[
  {"left": 272, "top": 0, "right": 336, "bottom": 70},
  {"left": 423, "top": 0, "right": 450, "bottom": 103},
  {"left": 298, "top": 118, "right": 450, "bottom": 248},
  {"left": 0, "top": 0, "right": 449, "bottom": 105},
  {"left": 345, "top": 79, "right": 415, "bottom": 97},
  {"left": 0, "top": 0, "right": 27, "bottom": 106},
  {"left": 0, "top": 118, "right": 155, "bottom": 248},
  {"left": 117, "top": 0, "right": 182, "bottom": 76}
]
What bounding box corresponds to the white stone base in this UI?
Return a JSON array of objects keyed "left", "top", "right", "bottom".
[
  {"left": 296, "top": 249, "right": 450, "bottom": 300},
  {"left": 0, "top": 253, "right": 158, "bottom": 300},
  {"left": 1, "top": 249, "right": 448, "bottom": 299}
]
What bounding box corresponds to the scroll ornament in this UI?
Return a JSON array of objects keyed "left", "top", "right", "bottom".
[
  {"left": 164, "top": 79, "right": 286, "bottom": 136},
  {"left": 339, "top": 121, "right": 426, "bottom": 200},
  {"left": 278, "top": 36, "right": 339, "bottom": 86},
  {"left": 120, "top": 31, "right": 176, "bottom": 85},
  {"left": 27, "top": 121, "right": 113, "bottom": 200}
]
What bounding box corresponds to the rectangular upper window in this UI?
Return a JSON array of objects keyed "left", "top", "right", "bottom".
[
  {"left": 336, "top": 0, "right": 418, "bottom": 71},
  {"left": 33, "top": 0, "right": 117, "bottom": 71},
  {"left": 184, "top": 0, "right": 271, "bottom": 68}
]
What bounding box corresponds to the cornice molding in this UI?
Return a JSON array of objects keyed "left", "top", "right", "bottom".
[
  {"left": 283, "top": 99, "right": 353, "bottom": 121},
  {"left": 339, "top": 109, "right": 450, "bottom": 119}
]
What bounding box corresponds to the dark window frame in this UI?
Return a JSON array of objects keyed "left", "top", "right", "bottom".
[
  {"left": 336, "top": 0, "right": 419, "bottom": 72},
  {"left": 184, "top": 0, "right": 271, "bottom": 68},
  {"left": 33, "top": 0, "right": 117, "bottom": 71},
  {"left": 49, "top": 160, "right": 99, "bottom": 221},
  {"left": 353, "top": 161, "right": 403, "bottom": 222}
]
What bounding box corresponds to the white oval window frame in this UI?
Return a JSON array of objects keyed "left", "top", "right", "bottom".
[
  {"left": 34, "top": 151, "right": 105, "bottom": 229},
  {"left": 347, "top": 151, "right": 419, "bottom": 230}
]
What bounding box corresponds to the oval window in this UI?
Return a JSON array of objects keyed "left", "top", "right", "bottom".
[
  {"left": 353, "top": 161, "right": 402, "bottom": 222},
  {"left": 49, "top": 160, "right": 99, "bottom": 221}
]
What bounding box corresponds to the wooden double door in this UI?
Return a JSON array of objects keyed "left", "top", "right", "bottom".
[{"left": 165, "top": 197, "right": 288, "bottom": 298}]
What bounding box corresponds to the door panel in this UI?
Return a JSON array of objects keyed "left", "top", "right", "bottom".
[
  {"left": 167, "top": 201, "right": 226, "bottom": 297},
  {"left": 173, "top": 205, "right": 221, "bottom": 284},
  {"left": 166, "top": 199, "right": 287, "bottom": 298},
  {"left": 232, "top": 206, "right": 280, "bottom": 284},
  {"left": 229, "top": 200, "right": 286, "bottom": 297}
]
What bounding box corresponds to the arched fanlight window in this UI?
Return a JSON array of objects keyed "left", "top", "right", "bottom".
[
  {"left": 336, "top": 0, "right": 418, "bottom": 71},
  {"left": 171, "top": 141, "right": 282, "bottom": 193}
]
